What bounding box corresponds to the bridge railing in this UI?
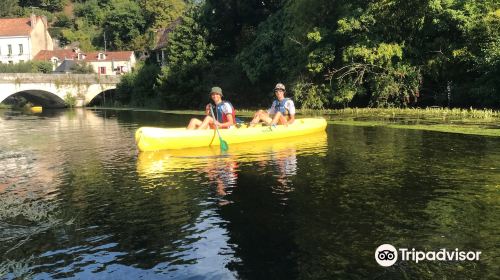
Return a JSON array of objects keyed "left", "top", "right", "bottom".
[{"left": 0, "top": 73, "right": 121, "bottom": 84}]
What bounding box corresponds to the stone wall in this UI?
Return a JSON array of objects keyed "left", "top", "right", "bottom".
[{"left": 0, "top": 73, "right": 121, "bottom": 84}]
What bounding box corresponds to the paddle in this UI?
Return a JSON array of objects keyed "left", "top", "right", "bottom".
[{"left": 209, "top": 105, "right": 229, "bottom": 151}]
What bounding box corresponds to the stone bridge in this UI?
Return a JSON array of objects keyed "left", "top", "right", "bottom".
[{"left": 0, "top": 73, "right": 121, "bottom": 108}]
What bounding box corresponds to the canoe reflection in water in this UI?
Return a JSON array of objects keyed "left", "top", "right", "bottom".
[
  {"left": 203, "top": 154, "right": 238, "bottom": 197},
  {"left": 271, "top": 145, "right": 298, "bottom": 192},
  {"left": 137, "top": 132, "right": 328, "bottom": 197}
]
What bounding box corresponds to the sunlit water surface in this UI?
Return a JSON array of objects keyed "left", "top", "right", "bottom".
[{"left": 0, "top": 109, "right": 498, "bottom": 279}]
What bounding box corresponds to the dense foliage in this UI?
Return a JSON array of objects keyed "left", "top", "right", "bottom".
[
  {"left": 234, "top": 0, "right": 500, "bottom": 108},
  {"left": 0, "top": 61, "right": 52, "bottom": 73},
  {"left": 2, "top": 0, "right": 499, "bottom": 108}
]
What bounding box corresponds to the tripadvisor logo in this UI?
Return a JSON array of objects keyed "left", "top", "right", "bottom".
[
  {"left": 375, "top": 244, "right": 482, "bottom": 267},
  {"left": 375, "top": 244, "right": 398, "bottom": 267}
]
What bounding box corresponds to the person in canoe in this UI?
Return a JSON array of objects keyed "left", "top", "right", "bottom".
[
  {"left": 187, "top": 86, "right": 236, "bottom": 130},
  {"left": 249, "top": 83, "right": 295, "bottom": 127}
]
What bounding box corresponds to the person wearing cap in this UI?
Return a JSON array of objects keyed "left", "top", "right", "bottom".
[
  {"left": 187, "top": 86, "right": 236, "bottom": 130},
  {"left": 249, "top": 83, "right": 295, "bottom": 127}
]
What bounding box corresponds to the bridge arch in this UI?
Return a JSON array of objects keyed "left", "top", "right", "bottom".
[
  {"left": 3, "top": 89, "right": 67, "bottom": 108},
  {"left": 87, "top": 88, "right": 117, "bottom": 106},
  {"left": 0, "top": 73, "right": 121, "bottom": 107},
  {"left": 85, "top": 85, "right": 117, "bottom": 105}
]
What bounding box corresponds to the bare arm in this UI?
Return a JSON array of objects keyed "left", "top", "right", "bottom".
[
  {"left": 205, "top": 104, "right": 212, "bottom": 115},
  {"left": 286, "top": 100, "right": 296, "bottom": 124},
  {"left": 214, "top": 114, "right": 234, "bottom": 128}
]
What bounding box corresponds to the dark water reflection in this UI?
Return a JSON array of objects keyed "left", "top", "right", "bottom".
[{"left": 0, "top": 109, "right": 498, "bottom": 279}]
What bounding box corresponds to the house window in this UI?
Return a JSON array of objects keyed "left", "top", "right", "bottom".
[
  {"left": 19, "top": 44, "right": 23, "bottom": 55},
  {"left": 99, "top": 67, "right": 106, "bottom": 74},
  {"left": 98, "top": 53, "right": 106, "bottom": 60},
  {"left": 8, "top": 45, "right": 12, "bottom": 56},
  {"left": 78, "top": 53, "right": 85, "bottom": 60}
]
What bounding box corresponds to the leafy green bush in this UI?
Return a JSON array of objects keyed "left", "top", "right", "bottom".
[
  {"left": 33, "top": 61, "right": 53, "bottom": 73},
  {"left": 70, "top": 62, "right": 94, "bottom": 74},
  {"left": 116, "top": 62, "right": 161, "bottom": 107},
  {"left": 292, "top": 80, "right": 330, "bottom": 110},
  {"left": 63, "top": 92, "right": 76, "bottom": 108},
  {"left": 0, "top": 61, "right": 52, "bottom": 73}
]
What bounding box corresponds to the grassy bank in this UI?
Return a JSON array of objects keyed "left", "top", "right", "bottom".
[
  {"left": 90, "top": 106, "right": 500, "bottom": 137},
  {"left": 330, "top": 120, "right": 500, "bottom": 137},
  {"left": 320, "top": 108, "right": 500, "bottom": 137},
  {"left": 303, "top": 107, "right": 500, "bottom": 121},
  {"left": 95, "top": 106, "right": 500, "bottom": 119}
]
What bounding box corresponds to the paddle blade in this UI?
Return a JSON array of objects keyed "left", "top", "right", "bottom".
[{"left": 220, "top": 139, "right": 229, "bottom": 151}]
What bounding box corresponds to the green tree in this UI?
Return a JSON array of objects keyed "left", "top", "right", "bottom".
[
  {"left": 140, "top": 0, "right": 186, "bottom": 29},
  {"left": 156, "top": 5, "right": 215, "bottom": 108},
  {"left": 43, "top": 0, "right": 499, "bottom": 109},
  {"left": 237, "top": 11, "right": 286, "bottom": 85},
  {"left": 116, "top": 62, "right": 161, "bottom": 107},
  {"left": 53, "top": 12, "right": 72, "bottom": 28},
  {"left": 0, "top": 0, "right": 21, "bottom": 17},
  {"left": 103, "top": 0, "right": 146, "bottom": 50},
  {"left": 202, "top": 0, "right": 285, "bottom": 56},
  {"left": 19, "top": 0, "right": 66, "bottom": 12},
  {"left": 58, "top": 23, "right": 96, "bottom": 51},
  {"left": 73, "top": 0, "right": 106, "bottom": 26}
]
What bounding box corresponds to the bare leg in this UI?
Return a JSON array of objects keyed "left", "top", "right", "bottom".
[
  {"left": 250, "top": 110, "right": 272, "bottom": 127},
  {"left": 271, "top": 112, "right": 288, "bottom": 126},
  {"left": 271, "top": 112, "right": 282, "bottom": 125},
  {"left": 187, "top": 118, "right": 202, "bottom": 129},
  {"left": 249, "top": 110, "right": 265, "bottom": 126},
  {"left": 197, "top": 115, "right": 214, "bottom": 130},
  {"left": 279, "top": 115, "right": 288, "bottom": 126}
]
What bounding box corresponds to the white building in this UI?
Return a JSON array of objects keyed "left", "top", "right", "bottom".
[
  {"left": 34, "top": 49, "right": 137, "bottom": 76},
  {"left": 84, "top": 51, "right": 136, "bottom": 75},
  {"left": 0, "top": 15, "right": 54, "bottom": 64}
]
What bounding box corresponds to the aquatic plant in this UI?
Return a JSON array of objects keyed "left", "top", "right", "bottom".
[{"left": 300, "top": 107, "right": 500, "bottom": 121}]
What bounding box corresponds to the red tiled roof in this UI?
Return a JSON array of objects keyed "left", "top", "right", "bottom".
[
  {"left": 34, "top": 49, "right": 78, "bottom": 61},
  {"left": 33, "top": 50, "right": 134, "bottom": 62},
  {"left": 84, "top": 51, "right": 134, "bottom": 62},
  {"left": 0, "top": 18, "right": 32, "bottom": 36}
]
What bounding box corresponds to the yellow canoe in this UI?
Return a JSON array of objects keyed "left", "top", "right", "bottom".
[
  {"left": 30, "top": 106, "right": 43, "bottom": 113},
  {"left": 135, "top": 118, "right": 327, "bottom": 151}
]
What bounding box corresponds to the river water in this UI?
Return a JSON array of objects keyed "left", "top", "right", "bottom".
[{"left": 0, "top": 108, "right": 498, "bottom": 279}]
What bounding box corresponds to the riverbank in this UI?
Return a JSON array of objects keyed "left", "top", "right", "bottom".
[
  {"left": 305, "top": 107, "right": 500, "bottom": 120},
  {"left": 93, "top": 106, "right": 500, "bottom": 119},
  {"left": 323, "top": 108, "right": 500, "bottom": 137},
  {"left": 88, "top": 106, "right": 500, "bottom": 137},
  {"left": 330, "top": 120, "right": 500, "bottom": 137}
]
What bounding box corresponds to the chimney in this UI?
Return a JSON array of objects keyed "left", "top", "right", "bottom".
[{"left": 30, "top": 13, "right": 36, "bottom": 28}]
